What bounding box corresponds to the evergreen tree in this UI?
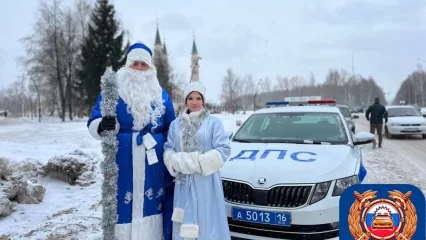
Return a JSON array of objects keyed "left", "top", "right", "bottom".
[
  {"left": 153, "top": 50, "right": 173, "bottom": 99},
  {"left": 77, "top": 0, "right": 128, "bottom": 112}
]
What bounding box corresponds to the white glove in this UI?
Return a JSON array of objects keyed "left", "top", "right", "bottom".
[
  {"left": 198, "top": 149, "right": 224, "bottom": 176},
  {"left": 164, "top": 150, "right": 224, "bottom": 176},
  {"left": 164, "top": 151, "right": 201, "bottom": 175},
  {"left": 164, "top": 151, "right": 179, "bottom": 177},
  {"left": 171, "top": 152, "right": 201, "bottom": 174}
]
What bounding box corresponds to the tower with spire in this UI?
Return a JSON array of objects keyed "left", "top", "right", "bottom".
[
  {"left": 190, "top": 33, "right": 200, "bottom": 82},
  {"left": 153, "top": 20, "right": 164, "bottom": 59}
]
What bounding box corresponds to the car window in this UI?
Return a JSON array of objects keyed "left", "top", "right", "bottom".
[
  {"left": 387, "top": 107, "right": 422, "bottom": 117},
  {"left": 338, "top": 107, "right": 351, "bottom": 118},
  {"left": 233, "top": 112, "right": 349, "bottom": 144}
]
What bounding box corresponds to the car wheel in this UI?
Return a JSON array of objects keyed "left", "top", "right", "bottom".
[{"left": 423, "top": 134, "right": 426, "bottom": 139}]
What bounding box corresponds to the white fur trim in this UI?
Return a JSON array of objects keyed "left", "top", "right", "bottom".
[
  {"left": 172, "top": 152, "right": 201, "bottom": 174},
  {"left": 115, "top": 223, "right": 131, "bottom": 240},
  {"left": 142, "top": 133, "right": 157, "bottom": 150},
  {"left": 126, "top": 48, "right": 154, "bottom": 68},
  {"left": 115, "top": 214, "right": 163, "bottom": 240},
  {"left": 132, "top": 132, "right": 146, "bottom": 220},
  {"left": 88, "top": 118, "right": 102, "bottom": 140},
  {"left": 183, "top": 81, "right": 206, "bottom": 101},
  {"left": 164, "top": 151, "right": 179, "bottom": 177},
  {"left": 171, "top": 207, "right": 184, "bottom": 223},
  {"left": 199, "top": 149, "right": 224, "bottom": 176},
  {"left": 189, "top": 109, "right": 203, "bottom": 119},
  {"left": 180, "top": 224, "right": 200, "bottom": 238}
]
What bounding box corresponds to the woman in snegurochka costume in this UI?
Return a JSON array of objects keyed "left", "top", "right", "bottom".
[{"left": 163, "top": 81, "right": 231, "bottom": 240}]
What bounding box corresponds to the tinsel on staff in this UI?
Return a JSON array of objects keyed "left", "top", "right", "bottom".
[{"left": 99, "top": 67, "right": 119, "bottom": 240}]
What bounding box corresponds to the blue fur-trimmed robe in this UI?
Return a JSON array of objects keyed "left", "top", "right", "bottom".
[{"left": 87, "top": 89, "right": 175, "bottom": 240}]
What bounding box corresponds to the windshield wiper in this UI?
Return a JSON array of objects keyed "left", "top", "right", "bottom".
[
  {"left": 301, "top": 140, "right": 331, "bottom": 145},
  {"left": 233, "top": 138, "right": 252, "bottom": 143}
]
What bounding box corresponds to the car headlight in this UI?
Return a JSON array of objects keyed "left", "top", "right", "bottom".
[
  {"left": 332, "top": 175, "right": 359, "bottom": 196},
  {"left": 310, "top": 181, "right": 331, "bottom": 204},
  {"left": 390, "top": 122, "right": 400, "bottom": 126}
]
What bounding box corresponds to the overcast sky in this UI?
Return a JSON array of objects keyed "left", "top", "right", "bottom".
[{"left": 1, "top": 0, "right": 426, "bottom": 104}]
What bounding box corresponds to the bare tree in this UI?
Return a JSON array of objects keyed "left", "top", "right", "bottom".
[
  {"left": 262, "top": 77, "right": 273, "bottom": 93},
  {"left": 239, "top": 74, "right": 256, "bottom": 111},
  {"left": 309, "top": 72, "right": 316, "bottom": 87},
  {"left": 275, "top": 76, "right": 289, "bottom": 92},
  {"left": 220, "top": 69, "right": 240, "bottom": 114},
  {"left": 20, "top": 0, "right": 91, "bottom": 121}
]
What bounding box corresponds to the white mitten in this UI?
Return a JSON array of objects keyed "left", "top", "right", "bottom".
[
  {"left": 164, "top": 151, "right": 179, "bottom": 177},
  {"left": 171, "top": 152, "right": 202, "bottom": 174},
  {"left": 198, "top": 149, "right": 224, "bottom": 176}
]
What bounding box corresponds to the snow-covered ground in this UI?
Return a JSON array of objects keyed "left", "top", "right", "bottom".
[{"left": 0, "top": 112, "right": 425, "bottom": 240}]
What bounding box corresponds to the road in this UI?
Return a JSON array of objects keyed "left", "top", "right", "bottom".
[{"left": 354, "top": 115, "right": 426, "bottom": 194}]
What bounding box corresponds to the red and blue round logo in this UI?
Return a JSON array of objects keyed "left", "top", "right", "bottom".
[{"left": 340, "top": 184, "right": 425, "bottom": 240}]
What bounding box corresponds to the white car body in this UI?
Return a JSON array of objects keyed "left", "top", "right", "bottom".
[
  {"left": 421, "top": 107, "right": 426, "bottom": 117},
  {"left": 221, "top": 105, "right": 374, "bottom": 240},
  {"left": 385, "top": 105, "right": 426, "bottom": 139}
]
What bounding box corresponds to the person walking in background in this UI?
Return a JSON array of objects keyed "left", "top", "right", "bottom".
[{"left": 365, "top": 97, "right": 388, "bottom": 149}]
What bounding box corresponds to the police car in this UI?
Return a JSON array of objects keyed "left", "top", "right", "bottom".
[{"left": 221, "top": 99, "right": 375, "bottom": 240}]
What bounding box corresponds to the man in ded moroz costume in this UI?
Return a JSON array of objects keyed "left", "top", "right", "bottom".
[{"left": 87, "top": 42, "right": 176, "bottom": 240}]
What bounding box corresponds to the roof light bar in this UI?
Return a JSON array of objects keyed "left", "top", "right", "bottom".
[
  {"left": 265, "top": 101, "right": 289, "bottom": 106},
  {"left": 308, "top": 99, "right": 336, "bottom": 104}
]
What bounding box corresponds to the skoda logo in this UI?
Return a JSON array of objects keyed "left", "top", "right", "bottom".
[{"left": 257, "top": 177, "right": 266, "bottom": 185}]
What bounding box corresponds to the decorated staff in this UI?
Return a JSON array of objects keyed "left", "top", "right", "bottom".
[{"left": 99, "top": 67, "right": 119, "bottom": 240}]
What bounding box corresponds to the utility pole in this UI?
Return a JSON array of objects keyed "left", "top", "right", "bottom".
[{"left": 253, "top": 79, "right": 263, "bottom": 111}]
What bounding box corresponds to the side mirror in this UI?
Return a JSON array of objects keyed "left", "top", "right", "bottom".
[
  {"left": 236, "top": 120, "right": 243, "bottom": 126},
  {"left": 353, "top": 132, "right": 375, "bottom": 145},
  {"left": 353, "top": 115, "right": 359, "bottom": 119}
]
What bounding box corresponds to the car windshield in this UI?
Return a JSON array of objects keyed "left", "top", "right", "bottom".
[
  {"left": 233, "top": 112, "right": 349, "bottom": 144},
  {"left": 338, "top": 106, "right": 351, "bottom": 118},
  {"left": 387, "top": 107, "right": 421, "bottom": 117}
]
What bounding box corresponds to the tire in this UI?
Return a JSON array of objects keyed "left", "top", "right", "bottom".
[{"left": 423, "top": 134, "right": 426, "bottom": 139}]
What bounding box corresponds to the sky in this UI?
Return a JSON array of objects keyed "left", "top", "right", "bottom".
[{"left": 1, "top": 0, "right": 426, "bottom": 104}]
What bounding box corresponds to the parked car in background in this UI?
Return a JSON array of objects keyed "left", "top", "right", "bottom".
[
  {"left": 337, "top": 105, "right": 358, "bottom": 133},
  {"left": 384, "top": 105, "right": 426, "bottom": 139}
]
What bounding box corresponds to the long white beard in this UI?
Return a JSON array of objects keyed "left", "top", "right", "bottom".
[{"left": 117, "top": 67, "right": 165, "bottom": 131}]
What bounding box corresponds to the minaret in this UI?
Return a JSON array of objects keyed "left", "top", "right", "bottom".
[
  {"left": 190, "top": 33, "right": 200, "bottom": 82},
  {"left": 162, "top": 37, "right": 168, "bottom": 56},
  {"left": 153, "top": 19, "right": 162, "bottom": 58}
]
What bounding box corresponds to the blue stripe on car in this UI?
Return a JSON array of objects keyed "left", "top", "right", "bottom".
[{"left": 358, "top": 160, "right": 367, "bottom": 183}]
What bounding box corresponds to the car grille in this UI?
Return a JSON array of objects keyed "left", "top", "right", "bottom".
[
  {"left": 222, "top": 180, "right": 312, "bottom": 208},
  {"left": 400, "top": 124, "right": 421, "bottom": 126},
  {"left": 228, "top": 218, "right": 339, "bottom": 240}
]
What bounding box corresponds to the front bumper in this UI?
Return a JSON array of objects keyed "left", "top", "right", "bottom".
[
  {"left": 225, "top": 191, "right": 340, "bottom": 239},
  {"left": 387, "top": 125, "right": 426, "bottom": 135}
]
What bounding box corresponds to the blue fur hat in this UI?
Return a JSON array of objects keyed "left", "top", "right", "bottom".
[{"left": 125, "top": 43, "right": 154, "bottom": 68}]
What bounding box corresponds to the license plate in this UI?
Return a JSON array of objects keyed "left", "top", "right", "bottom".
[
  {"left": 403, "top": 128, "right": 419, "bottom": 131},
  {"left": 232, "top": 207, "right": 291, "bottom": 226}
]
